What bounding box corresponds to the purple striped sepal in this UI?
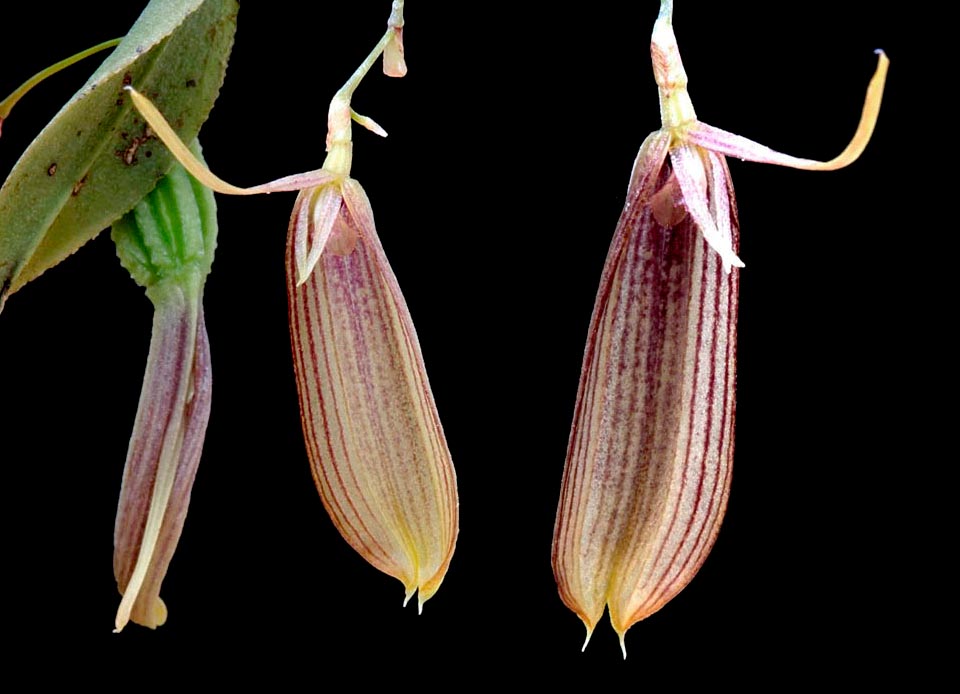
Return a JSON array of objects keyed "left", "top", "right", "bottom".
[
  {"left": 287, "top": 178, "right": 459, "bottom": 612},
  {"left": 552, "top": 1, "right": 887, "bottom": 656},
  {"left": 552, "top": 131, "right": 738, "bottom": 652}
]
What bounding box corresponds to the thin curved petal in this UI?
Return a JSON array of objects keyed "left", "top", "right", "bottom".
[
  {"left": 684, "top": 51, "right": 889, "bottom": 171},
  {"left": 297, "top": 185, "right": 343, "bottom": 284},
  {"left": 671, "top": 144, "right": 744, "bottom": 272},
  {"left": 287, "top": 209, "right": 458, "bottom": 611}
]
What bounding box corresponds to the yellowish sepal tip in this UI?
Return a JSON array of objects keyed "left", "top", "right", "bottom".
[
  {"left": 581, "top": 625, "right": 593, "bottom": 653},
  {"left": 295, "top": 268, "right": 310, "bottom": 288},
  {"left": 804, "top": 47, "right": 889, "bottom": 171},
  {"left": 113, "top": 595, "right": 167, "bottom": 633}
]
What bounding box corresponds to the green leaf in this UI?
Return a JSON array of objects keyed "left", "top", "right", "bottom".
[{"left": 0, "top": 0, "right": 238, "bottom": 310}]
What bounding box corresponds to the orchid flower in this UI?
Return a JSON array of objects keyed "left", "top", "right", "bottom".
[
  {"left": 125, "top": 0, "right": 459, "bottom": 610},
  {"left": 110, "top": 140, "right": 216, "bottom": 631},
  {"left": 551, "top": 0, "right": 888, "bottom": 656}
]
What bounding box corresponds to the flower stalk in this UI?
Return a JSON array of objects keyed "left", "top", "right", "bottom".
[
  {"left": 111, "top": 141, "right": 217, "bottom": 630},
  {"left": 552, "top": 0, "right": 887, "bottom": 656}
]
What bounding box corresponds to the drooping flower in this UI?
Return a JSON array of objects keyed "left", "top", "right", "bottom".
[
  {"left": 110, "top": 140, "right": 217, "bottom": 630},
  {"left": 286, "top": 174, "right": 458, "bottom": 610},
  {"left": 552, "top": 0, "right": 887, "bottom": 656},
  {"left": 124, "top": 0, "right": 459, "bottom": 610}
]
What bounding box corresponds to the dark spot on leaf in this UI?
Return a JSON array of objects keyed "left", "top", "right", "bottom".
[
  {"left": 117, "top": 123, "right": 156, "bottom": 166},
  {"left": 47, "top": 163, "right": 57, "bottom": 176},
  {"left": 145, "top": 151, "right": 152, "bottom": 158},
  {"left": 122, "top": 73, "right": 133, "bottom": 87},
  {"left": 72, "top": 174, "right": 88, "bottom": 197},
  {"left": 186, "top": 79, "right": 197, "bottom": 88}
]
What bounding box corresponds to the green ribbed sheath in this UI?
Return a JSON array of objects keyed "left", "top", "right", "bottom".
[{"left": 112, "top": 140, "right": 217, "bottom": 299}]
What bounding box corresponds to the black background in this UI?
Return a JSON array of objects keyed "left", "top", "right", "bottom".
[{"left": 0, "top": 1, "right": 928, "bottom": 681}]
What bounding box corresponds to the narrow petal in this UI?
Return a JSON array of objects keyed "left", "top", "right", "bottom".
[
  {"left": 671, "top": 144, "right": 744, "bottom": 272},
  {"left": 113, "top": 282, "right": 211, "bottom": 631},
  {"left": 704, "top": 151, "right": 734, "bottom": 259},
  {"left": 289, "top": 189, "right": 312, "bottom": 278},
  {"left": 684, "top": 51, "right": 889, "bottom": 171},
  {"left": 287, "top": 202, "right": 458, "bottom": 610},
  {"left": 296, "top": 185, "right": 343, "bottom": 284},
  {"left": 553, "top": 152, "right": 737, "bottom": 654},
  {"left": 125, "top": 86, "right": 337, "bottom": 194}
]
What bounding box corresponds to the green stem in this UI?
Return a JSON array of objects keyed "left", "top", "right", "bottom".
[
  {"left": 658, "top": 0, "right": 673, "bottom": 23},
  {"left": 0, "top": 38, "right": 121, "bottom": 119},
  {"left": 322, "top": 1, "right": 405, "bottom": 174}
]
